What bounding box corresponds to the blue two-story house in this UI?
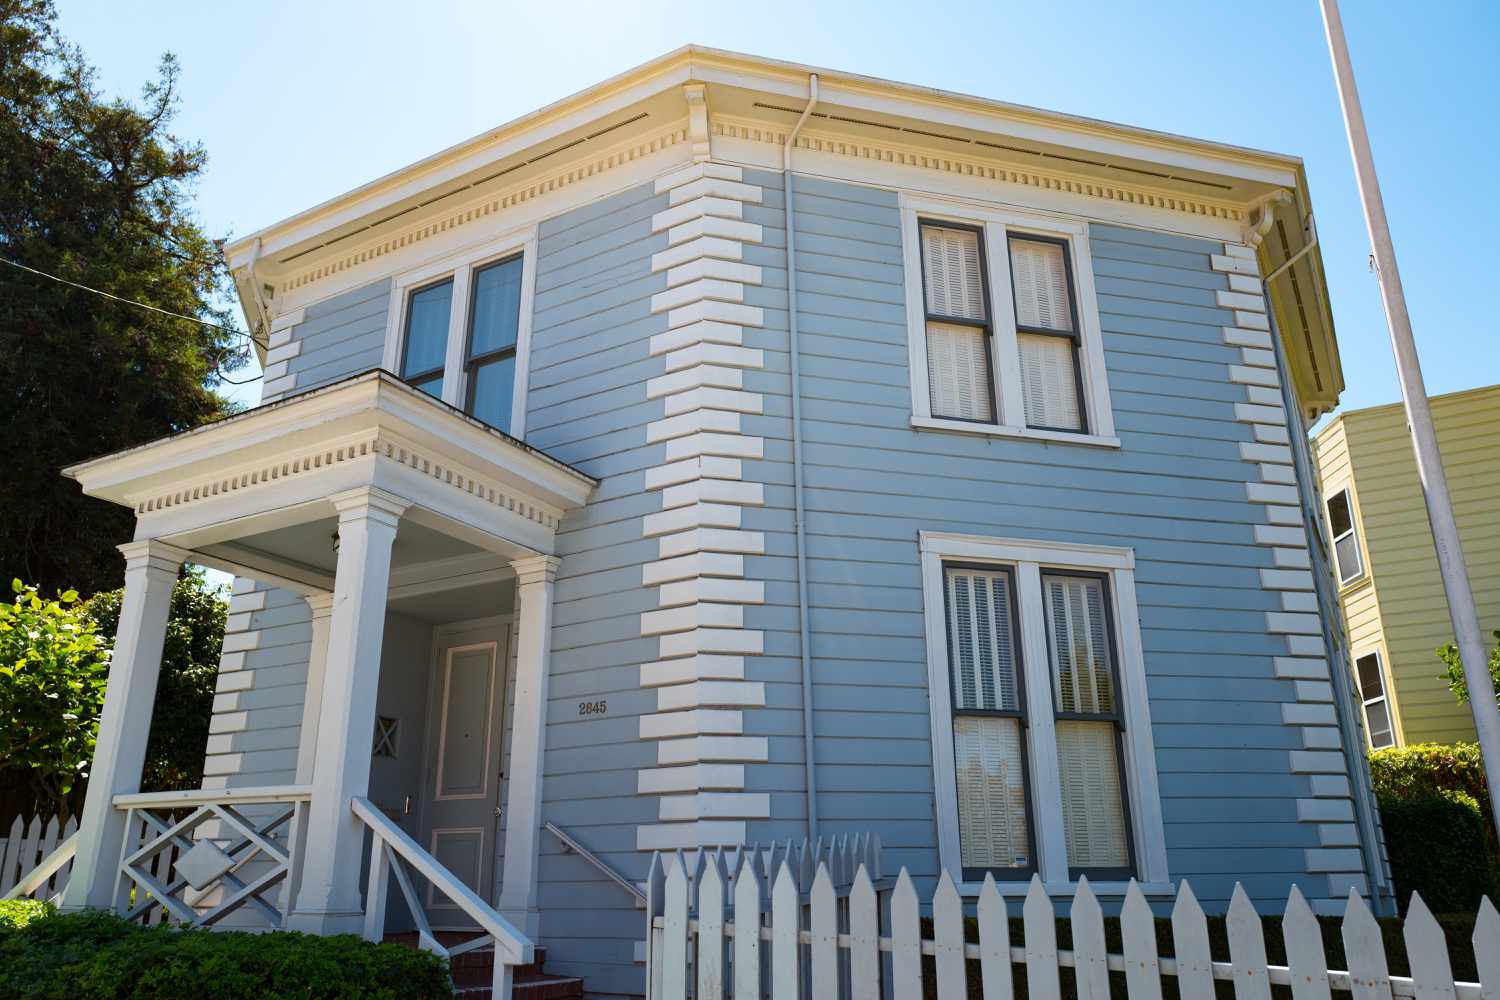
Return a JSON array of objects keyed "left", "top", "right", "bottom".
[{"left": 55, "top": 46, "right": 1385, "bottom": 999}]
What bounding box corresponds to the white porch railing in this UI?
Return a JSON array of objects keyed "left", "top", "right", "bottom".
[
  {"left": 352, "top": 796, "right": 533, "bottom": 1000},
  {"left": 647, "top": 850, "right": 1500, "bottom": 1000},
  {"left": 113, "top": 785, "right": 310, "bottom": 928},
  {"left": 1, "top": 813, "right": 78, "bottom": 901}
]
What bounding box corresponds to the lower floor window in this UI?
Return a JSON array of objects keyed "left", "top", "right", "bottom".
[
  {"left": 923, "top": 533, "right": 1166, "bottom": 886},
  {"left": 1355, "top": 650, "right": 1395, "bottom": 749}
]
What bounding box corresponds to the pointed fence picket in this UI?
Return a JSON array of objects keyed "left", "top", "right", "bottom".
[
  {"left": 0, "top": 813, "right": 77, "bottom": 901},
  {"left": 646, "top": 851, "right": 1500, "bottom": 1000}
]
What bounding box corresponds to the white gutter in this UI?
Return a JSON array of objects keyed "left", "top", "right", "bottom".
[
  {"left": 1263, "top": 214, "right": 1318, "bottom": 285},
  {"left": 784, "top": 73, "right": 820, "bottom": 841}
]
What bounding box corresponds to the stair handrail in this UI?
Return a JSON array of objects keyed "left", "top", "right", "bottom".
[
  {"left": 351, "top": 796, "right": 533, "bottom": 974},
  {"left": 3, "top": 830, "right": 78, "bottom": 902},
  {"left": 544, "top": 821, "right": 645, "bottom": 903}
]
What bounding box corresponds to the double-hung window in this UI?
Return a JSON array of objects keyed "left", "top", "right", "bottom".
[
  {"left": 1354, "top": 650, "right": 1395, "bottom": 749},
  {"left": 904, "top": 196, "right": 1116, "bottom": 446},
  {"left": 1325, "top": 488, "right": 1364, "bottom": 585},
  {"left": 386, "top": 233, "right": 536, "bottom": 437},
  {"left": 922, "top": 533, "right": 1166, "bottom": 890}
]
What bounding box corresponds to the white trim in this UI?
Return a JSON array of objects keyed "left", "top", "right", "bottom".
[
  {"left": 899, "top": 193, "right": 1118, "bottom": 444},
  {"left": 382, "top": 226, "right": 539, "bottom": 438},
  {"left": 917, "top": 531, "right": 1167, "bottom": 893}
]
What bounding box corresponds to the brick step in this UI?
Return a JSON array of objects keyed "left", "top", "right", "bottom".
[{"left": 453, "top": 975, "right": 583, "bottom": 1000}]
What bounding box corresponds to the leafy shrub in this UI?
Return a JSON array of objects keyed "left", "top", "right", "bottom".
[
  {"left": 0, "top": 899, "right": 53, "bottom": 930},
  {"left": 0, "top": 909, "right": 453, "bottom": 1000},
  {"left": 1369, "top": 741, "right": 1494, "bottom": 848},
  {"left": 1379, "top": 789, "right": 1500, "bottom": 914},
  {"left": 1438, "top": 628, "right": 1500, "bottom": 708}
]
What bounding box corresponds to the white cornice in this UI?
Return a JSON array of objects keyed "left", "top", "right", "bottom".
[{"left": 715, "top": 114, "right": 1245, "bottom": 224}]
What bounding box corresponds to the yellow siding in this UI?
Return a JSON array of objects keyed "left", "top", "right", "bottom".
[{"left": 1335, "top": 385, "right": 1500, "bottom": 745}]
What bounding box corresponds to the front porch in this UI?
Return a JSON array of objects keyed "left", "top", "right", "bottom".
[{"left": 56, "top": 372, "right": 594, "bottom": 969}]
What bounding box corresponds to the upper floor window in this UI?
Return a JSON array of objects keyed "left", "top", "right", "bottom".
[
  {"left": 385, "top": 232, "right": 537, "bottom": 438},
  {"left": 902, "top": 196, "right": 1117, "bottom": 447},
  {"left": 921, "top": 533, "right": 1167, "bottom": 890},
  {"left": 1355, "top": 650, "right": 1395, "bottom": 749},
  {"left": 1325, "top": 488, "right": 1364, "bottom": 584}
]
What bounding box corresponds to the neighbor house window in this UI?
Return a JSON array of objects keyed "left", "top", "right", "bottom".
[
  {"left": 1355, "top": 651, "right": 1395, "bottom": 749},
  {"left": 387, "top": 235, "right": 536, "bottom": 437},
  {"left": 1325, "top": 488, "right": 1364, "bottom": 584},
  {"left": 903, "top": 197, "right": 1116, "bottom": 444},
  {"left": 922, "top": 533, "right": 1166, "bottom": 888}
]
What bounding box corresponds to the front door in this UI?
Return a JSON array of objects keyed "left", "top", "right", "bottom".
[{"left": 419, "top": 627, "right": 508, "bottom": 927}]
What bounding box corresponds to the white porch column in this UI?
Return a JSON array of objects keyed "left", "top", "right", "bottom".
[
  {"left": 498, "top": 554, "right": 560, "bottom": 939},
  {"left": 294, "top": 593, "right": 335, "bottom": 785},
  {"left": 61, "top": 539, "right": 187, "bottom": 912},
  {"left": 287, "top": 488, "right": 407, "bottom": 935}
]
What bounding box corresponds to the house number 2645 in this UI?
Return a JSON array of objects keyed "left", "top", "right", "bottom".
[{"left": 577, "top": 700, "right": 608, "bottom": 717}]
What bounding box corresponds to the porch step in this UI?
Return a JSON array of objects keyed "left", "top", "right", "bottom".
[{"left": 384, "top": 933, "right": 582, "bottom": 999}]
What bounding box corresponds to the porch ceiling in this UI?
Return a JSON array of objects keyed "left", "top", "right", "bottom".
[{"left": 64, "top": 371, "right": 597, "bottom": 573}]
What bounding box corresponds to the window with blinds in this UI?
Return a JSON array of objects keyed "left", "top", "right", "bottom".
[
  {"left": 1009, "top": 236, "right": 1085, "bottom": 432},
  {"left": 1326, "top": 489, "right": 1364, "bottom": 585},
  {"left": 944, "top": 566, "right": 1032, "bottom": 873},
  {"left": 1042, "top": 572, "right": 1131, "bottom": 873},
  {"left": 921, "top": 223, "right": 994, "bottom": 422},
  {"left": 464, "top": 255, "right": 524, "bottom": 434},
  {"left": 400, "top": 279, "right": 455, "bottom": 400},
  {"left": 1356, "top": 651, "right": 1395, "bottom": 749}
]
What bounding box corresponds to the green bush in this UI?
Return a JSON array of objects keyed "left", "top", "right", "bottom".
[
  {"left": 1369, "top": 742, "right": 1490, "bottom": 818},
  {"left": 0, "top": 909, "right": 454, "bottom": 999},
  {"left": 0, "top": 899, "right": 53, "bottom": 930},
  {"left": 1379, "top": 789, "right": 1500, "bottom": 914}
]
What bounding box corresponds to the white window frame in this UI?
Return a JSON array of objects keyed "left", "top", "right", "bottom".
[
  {"left": 1352, "top": 645, "right": 1398, "bottom": 750},
  {"left": 1323, "top": 485, "right": 1366, "bottom": 586},
  {"left": 381, "top": 224, "right": 539, "bottom": 438},
  {"left": 919, "top": 531, "right": 1168, "bottom": 895},
  {"left": 900, "top": 193, "right": 1118, "bottom": 448}
]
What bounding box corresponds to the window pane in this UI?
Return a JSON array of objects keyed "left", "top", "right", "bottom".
[
  {"left": 927, "top": 322, "right": 993, "bottom": 421},
  {"left": 1364, "top": 698, "right": 1395, "bottom": 749},
  {"left": 469, "top": 257, "right": 523, "bottom": 358},
  {"left": 413, "top": 375, "right": 444, "bottom": 402},
  {"left": 402, "top": 280, "right": 453, "bottom": 379},
  {"left": 1010, "top": 238, "right": 1074, "bottom": 333},
  {"left": 468, "top": 355, "right": 516, "bottom": 433},
  {"left": 1327, "top": 491, "right": 1353, "bottom": 537},
  {"left": 954, "top": 716, "right": 1030, "bottom": 870},
  {"left": 946, "top": 568, "right": 1020, "bottom": 711},
  {"left": 1356, "top": 653, "right": 1385, "bottom": 700},
  {"left": 1335, "top": 532, "right": 1363, "bottom": 583},
  {"left": 1056, "top": 720, "right": 1129, "bottom": 868},
  {"left": 922, "top": 225, "right": 986, "bottom": 321},
  {"left": 1044, "top": 576, "right": 1116, "bottom": 715},
  {"left": 1018, "top": 333, "right": 1083, "bottom": 431}
]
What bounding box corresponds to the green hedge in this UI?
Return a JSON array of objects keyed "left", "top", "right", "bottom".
[
  {"left": 1369, "top": 742, "right": 1490, "bottom": 820},
  {"left": 1380, "top": 790, "right": 1500, "bottom": 914},
  {"left": 0, "top": 899, "right": 53, "bottom": 931},
  {"left": 0, "top": 907, "right": 453, "bottom": 999}
]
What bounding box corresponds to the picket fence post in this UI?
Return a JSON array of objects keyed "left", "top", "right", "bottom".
[{"left": 0, "top": 812, "right": 78, "bottom": 900}]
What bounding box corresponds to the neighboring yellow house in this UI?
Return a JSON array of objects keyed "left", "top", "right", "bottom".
[{"left": 1311, "top": 384, "right": 1500, "bottom": 747}]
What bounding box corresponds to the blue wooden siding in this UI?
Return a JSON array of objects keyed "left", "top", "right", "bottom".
[
  {"left": 782, "top": 175, "right": 1327, "bottom": 907},
  {"left": 524, "top": 180, "right": 673, "bottom": 996},
  {"left": 273, "top": 278, "right": 390, "bottom": 398}
]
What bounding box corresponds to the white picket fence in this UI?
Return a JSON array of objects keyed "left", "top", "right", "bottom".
[
  {"left": 646, "top": 849, "right": 1500, "bottom": 999},
  {"left": 0, "top": 813, "right": 76, "bottom": 901}
]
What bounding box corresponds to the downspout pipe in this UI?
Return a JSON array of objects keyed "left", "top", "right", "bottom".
[{"left": 784, "top": 74, "right": 820, "bottom": 841}]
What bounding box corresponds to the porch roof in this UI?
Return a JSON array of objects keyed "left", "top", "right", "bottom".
[{"left": 64, "top": 371, "right": 596, "bottom": 574}]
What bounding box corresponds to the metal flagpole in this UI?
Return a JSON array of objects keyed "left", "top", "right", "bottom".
[{"left": 1319, "top": 0, "right": 1500, "bottom": 832}]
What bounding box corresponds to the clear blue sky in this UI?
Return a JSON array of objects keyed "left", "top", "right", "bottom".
[{"left": 55, "top": 0, "right": 1499, "bottom": 418}]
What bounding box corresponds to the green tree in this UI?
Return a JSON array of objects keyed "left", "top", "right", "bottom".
[
  {"left": 1439, "top": 628, "right": 1500, "bottom": 709},
  {"left": 0, "top": 580, "right": 109, "bottom": 819},
  {"left": 0, "top": 573, "right": 225, "bottom": 819},
  {"left": 0, "top": 0, "right": 249, "bottom": 597},
  {"left": 84, "top": 570, "right": 224, "bottom": 793}
]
